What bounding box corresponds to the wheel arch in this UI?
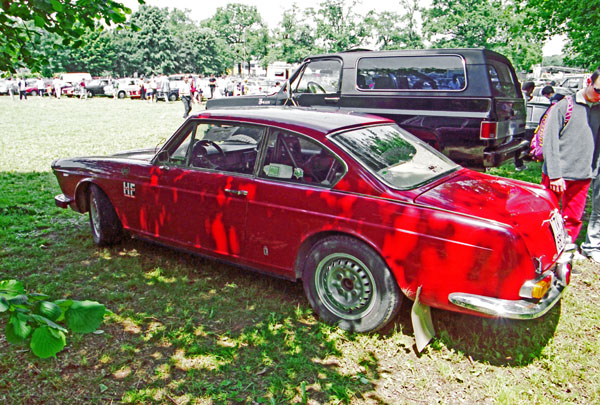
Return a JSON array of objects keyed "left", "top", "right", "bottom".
[
  {"left": 74, "top": 179, "right": 104, "bottom": 213},
  {"left": 294, "top": 230, "right": 399, "bottom": 284}
]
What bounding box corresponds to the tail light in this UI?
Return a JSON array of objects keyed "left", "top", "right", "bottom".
[{"left": 480, "top": 121, "right": 498, "bottom": 139}]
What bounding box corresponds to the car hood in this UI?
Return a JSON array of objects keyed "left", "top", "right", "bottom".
[
  {"left": 415, "top": 169, "right": 562, "bottom": 263},
  {"left": 110, "top": 148, "right": 157, "bottom": 161}
]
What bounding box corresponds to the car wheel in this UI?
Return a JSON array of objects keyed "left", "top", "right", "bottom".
[
  {"left": 31, "top": 90, "right": 38, "bottom": 97},
  {"left": 87, "top": 90, "right": 93, "bottom": 98},
  {"left": 302, "top": 235, "right": 402, "bottom": 332},
  {"left": 88, "top": 185, "right": 123, "bottom": 246},
  {"left": 169, "top": 93, "right": 177, "bottom": 102},
  {"left": 118, "top": 91, "right": 126, "bottom": 99}
]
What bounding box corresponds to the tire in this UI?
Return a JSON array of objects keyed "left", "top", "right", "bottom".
[
  {"left": 31, "top": 90, "right": 38, "bottom": 97},
  {"left": 302, "top": 236, "right": 402, "bottom": 332},
  {"left": 118, "top": 91, "right": 126, "bottom": 99},
  {"left": 87, "top": 90, "right": 93, "bottom": 98},
  {"left": 88, "top": 185, "right": 123, "bottom": 246},
  {"left": 169, "top": 93, "right": 177, "bottom": 102}
]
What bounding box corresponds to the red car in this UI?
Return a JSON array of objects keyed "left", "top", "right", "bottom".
[{"left": 52, "top": 108, "right": 571, "bottom": 341}]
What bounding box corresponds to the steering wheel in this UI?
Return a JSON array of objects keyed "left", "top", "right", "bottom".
[
  {"left": 190, "top": 140, "right": 225, "bottom": 169},
  {"left": 307, "top": 81, "right": 326, "bottom": 94}
]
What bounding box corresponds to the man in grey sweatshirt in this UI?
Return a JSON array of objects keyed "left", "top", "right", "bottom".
[{"left": 542, "top": 67, "right": 600, "bottom": 248}]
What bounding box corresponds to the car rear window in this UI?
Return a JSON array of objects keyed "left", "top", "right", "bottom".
[
  {"left": 487, "top": 61, "right": 519, "bottom": 97},
  {"left": 356, "top": 55, "right": 466, "bottom": 91}
]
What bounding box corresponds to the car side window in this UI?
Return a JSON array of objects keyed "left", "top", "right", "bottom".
[
  {"left": 259, "top": 130, "right": 345, "bottom": 187},
  {"left": 164, "top": 121, "right": 265, "bottom": 175},
  {"left": 292, "top": 59, "right": 342, "bottom": 94}
]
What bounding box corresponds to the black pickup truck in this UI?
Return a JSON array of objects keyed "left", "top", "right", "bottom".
[{"left": 207, "top": 48, "right": 528, "bottom": 169}]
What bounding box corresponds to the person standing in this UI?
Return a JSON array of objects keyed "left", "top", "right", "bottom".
[
  {"left": 179, "top": 76, "right": 192, "bottom": 118},
  {"left": 8, "top": 77, "right": 15, "bottom": 100},
  {"left": 79, "top": 79, "right": 87, "bottom": 99},
  {"left": 18, "top": 77, "right": 27, "bottom": 100},
  {"left": 543, "top": 68, "right": 600, "bottom": 249},
  {"left": 161, "top": 76, "right": 170, "bottom": 103},
  {"left": 36, "top": 77, "right": 45, "bottom": 98},
  {"left": 53, "top": 76, "right": 62, "bottom": 99},
  {"left": 208, "top": 74, "right": 216, "bottom": 99}
]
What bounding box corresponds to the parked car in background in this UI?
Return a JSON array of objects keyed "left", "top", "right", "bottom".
[
  {"left": 559, "top": 74, "right": 590, "bottom": 93},
  {"left": 103, "top": 78, "right": 140, "bottom": 99},
  {"left": 76, "top": 79, "right": 110, "bottom": 97},
  {"left": 208, "top": 49, "right": 528, "bottom": 170},
  {"left": 52, "top": 107, "right": 571, "bottom": 347},
  {"left": 60, "top": 72, "right": 92, "bottom": 86}
]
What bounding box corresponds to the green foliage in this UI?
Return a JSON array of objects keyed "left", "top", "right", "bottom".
[
  {"left": 366, "top": 0, "right": 424, "bottom": 50},
  {"left": 311, "top": 0, "right": 370, "bottom": 52},
  {"left": 524, "top": 0, "right": 600, "bottom": 69},
  {"left": 271, "top": 6, "right": 320, "bottom": 64},
  {"left": 0, "top": 0, "right": 141, "bottom": 73},
  {"left": 0, "top": 279, "right": 106, "bottom": 359},
  {"left": 423, "top": 0, "right": 542, "bottom": 71}
]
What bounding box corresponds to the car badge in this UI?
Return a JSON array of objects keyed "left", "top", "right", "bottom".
[
  {"left": 293, "top": 167, "right": 304, "bottom": 179},
  {"left": 121, "top": 167, "right": 130, "bottom": 176}
]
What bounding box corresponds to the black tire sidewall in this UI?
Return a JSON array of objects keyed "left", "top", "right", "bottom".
[
  {"left": 88, "top": 185, "right": 122, "bottom": 246},
  {"left": 302, "top": 236, "right": 401, "bottom": 332}
]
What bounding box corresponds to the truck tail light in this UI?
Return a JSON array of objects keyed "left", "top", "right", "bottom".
[{"left": 480, "top": 121, "right": 498, "bottom": 139}]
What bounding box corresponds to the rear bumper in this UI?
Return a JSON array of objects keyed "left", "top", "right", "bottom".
[
  {"left": 448, "top": 256, "right": 571, "bottom": 319},
  {"left": 55, "top": 194, "right": 73, "bottom": 209},
  {"left": 483, "top": 138, "right": 530, "bottom": 167}
]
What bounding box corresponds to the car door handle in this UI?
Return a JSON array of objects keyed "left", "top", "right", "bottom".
[
  {"left": 324, "top": 97, "right": 340, "bottom": 103},
  {"left": 224, "top": 188, "right": 248, "bottom": 196}
]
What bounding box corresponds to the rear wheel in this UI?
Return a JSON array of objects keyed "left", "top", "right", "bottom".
[
  {"left": 88, "top": 185, "right": 123, "bottom": 246},
  {"left": 118, "top": 91, "right": 126, "bottom": 99},
  {"left": 87, "top": 90, "right": 93, "bottom": 98},
  {"left": 31, "top": 90, "right": 38, "bottom": 97},
  {"left": 169, "top": 93, "right": 177, "bottom": 102},
  {"left": 302, "top": 236, "right": 402, "bottom": 332}
]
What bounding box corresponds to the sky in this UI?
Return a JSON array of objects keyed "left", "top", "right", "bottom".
[{"left": 121, "top": 0, "right": 563, "bottom": 56}]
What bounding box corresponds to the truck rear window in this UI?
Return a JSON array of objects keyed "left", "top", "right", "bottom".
[
  {"left": 487, "top": 61, "right": 519, "bottom": 97},
  {"left": 356, "top": 55, "right": 466, "bottom": 91}
]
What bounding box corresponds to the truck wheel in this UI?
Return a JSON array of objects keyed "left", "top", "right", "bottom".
[
  {"left": 88, "top": 185, "right": 123, "bottom": 246},
  {"left": 302, "top": 235, "right": 402, "bottom": 332}
]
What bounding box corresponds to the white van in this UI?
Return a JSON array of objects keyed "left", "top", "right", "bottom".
[{"left": 60, "top": 72, "right": 92, "bottom": 85}]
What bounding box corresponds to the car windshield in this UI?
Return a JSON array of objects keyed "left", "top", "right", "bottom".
[{"left": 332, "top": 124, "right": 459, "bottom": 189}]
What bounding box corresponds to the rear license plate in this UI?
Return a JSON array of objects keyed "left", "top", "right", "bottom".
[{"left": 549, "top": 211, "right": 567, "bottom": 253}]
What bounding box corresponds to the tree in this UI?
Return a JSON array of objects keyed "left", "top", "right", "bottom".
[
  {"left": 366, "top": 0, "right": 424, "bottom": 50},
  {"left": 524, "top": 0, "right": 600, "bottom": 69},
  {"left": 206, "top": 3, "right": 266, "bottom": 75},
  {"left": 272, "top": 6, "right": 319, "bottom": 63},
  {"left": 0, "top": 0, "right": 141, "bottom": 73},
  {"left": 310, "top": 0, "right": 370, "bottom": 52},
  {"left": 422, "top": 0, "right": 541, "bottom": 71}
]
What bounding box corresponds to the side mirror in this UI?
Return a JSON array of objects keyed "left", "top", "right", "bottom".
[{"left": 156, "top": 150, "right": 169, "bottom": 163}]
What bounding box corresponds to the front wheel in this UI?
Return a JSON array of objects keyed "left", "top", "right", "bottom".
[
  {"left": 87, "top": 90, "right": 93, "bottom": 98},
  {"left": 302, "top": 236, "right": 402, "bottom": 332},
  {"left": 169, "top": 93, "right": 177, "bottom": 102},
  {"left": 88, "top": 185, "right": 123, "bottom": 246}
]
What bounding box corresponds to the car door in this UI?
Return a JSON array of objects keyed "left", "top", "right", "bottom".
[
  {"left": 244, "top": 129, "right": 347, "bottom": 277},
  {"left": 290, "top": 58, "right": 343, "bottom": 108},
  {"left": 146, "top": 120, "right": 265, "bottom": 259}
]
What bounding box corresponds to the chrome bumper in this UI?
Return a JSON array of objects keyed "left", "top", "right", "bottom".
[
  {"left": 54, "top": 194, "right": 73, "bottom": 209},
  {"left": 448, "top": 255, "right": 571, "bottom": 320}
]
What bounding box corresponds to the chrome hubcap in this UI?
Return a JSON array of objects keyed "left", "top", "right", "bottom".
[
  {"left": 315, "top": 253, "right": 376, "bottom": 320},
  {"left": 90, "top": 195, "right": 101, "bottom": 236}
]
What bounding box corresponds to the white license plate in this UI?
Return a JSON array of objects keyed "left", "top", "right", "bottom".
[{"left": 549, "top": 211, "right": 567, "bottom": 253}]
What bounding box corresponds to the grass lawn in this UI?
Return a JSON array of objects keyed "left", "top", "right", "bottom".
[{"left": 1, "top": 96, "right": 599, "bottom": 403}]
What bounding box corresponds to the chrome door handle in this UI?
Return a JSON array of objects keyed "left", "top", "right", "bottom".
[
  {"left": 324, "top": 97, "right": 340, "bottom": 103},
  {"left": 224, "top": 188, "right": 248, "bottom": 196}
]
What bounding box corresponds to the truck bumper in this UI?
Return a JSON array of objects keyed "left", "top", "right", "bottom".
[{"left": 483, "top": 138, "right": 530, "bottom": 167}]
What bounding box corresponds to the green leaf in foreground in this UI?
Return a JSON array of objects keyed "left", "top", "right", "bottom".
[
  {"left": 9, "top": 313, "right": 32, "bottom": 339},
  {"left": 0, "top": 280, "right": 25, "bottom": 298},
  {"left": 65, "top": 301, "right": 106, "bottom": 333},
  {"left": 30, "top": 326, "right": 67, "bottom": 358}
]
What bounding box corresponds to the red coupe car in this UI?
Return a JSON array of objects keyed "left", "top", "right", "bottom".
[{"left": 52, "top": 108, "right": 571, "bottom": 345}]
